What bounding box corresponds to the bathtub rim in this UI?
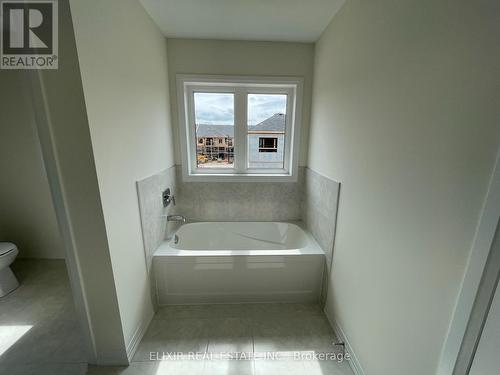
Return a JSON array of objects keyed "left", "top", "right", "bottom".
[{"left": 154, "top": 221, "right": 325, "bottom": 257}]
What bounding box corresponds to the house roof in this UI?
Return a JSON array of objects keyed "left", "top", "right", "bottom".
[
  {"left": 249, "top": 113, "right": 285, "bottom": 132},
  {"left": 196, "top": 124, "right": 234, "bottom": 137},
  {"left": 196, "top": 113, "right": 285, "bottom": 137}
]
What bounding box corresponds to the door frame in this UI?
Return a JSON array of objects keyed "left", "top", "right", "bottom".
[
  {"left": 437, "top": 149, "right": 500, "bottom": 375},
  {"left": 27, "top": 69, "right": 97, "bottom": 363}
]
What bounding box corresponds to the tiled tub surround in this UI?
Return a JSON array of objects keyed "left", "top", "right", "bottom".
[
  {"left": 136, "top": 166, "right": 179, "bottom": 271},
  {"left": 136, "top": 165, "right": 178, "bottom": 309},
  {"left": 174, "top": 166, "right": 304, "bottom": 222},
  {"left": 301, "top": 168, "right": 340, "bottom": 272},
  {"left": 301, "top": 168, "right": 340, "bottom": 304}
]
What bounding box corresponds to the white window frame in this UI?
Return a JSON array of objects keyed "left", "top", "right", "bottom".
[{"left": 176, "top": 74, "right": 303, "bottom": 182}]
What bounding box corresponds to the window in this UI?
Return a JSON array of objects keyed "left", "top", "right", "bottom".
[
  {"left": 193, "top": 92, "right": 234, "bottom": 168},
  {"left": 177, "top": 75, "right": 303, "bottom": 181},
  {"left": 258, "top": 137, "right": 278, "bottom": 152}
]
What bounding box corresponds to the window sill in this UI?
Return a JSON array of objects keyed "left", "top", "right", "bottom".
[{"left": 182, "top": 172, "right": 297, "bottom": 183}]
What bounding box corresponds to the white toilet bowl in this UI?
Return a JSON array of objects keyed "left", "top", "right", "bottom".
[{"left": 0, "top": 242, "right": 19, "bottom": 297}]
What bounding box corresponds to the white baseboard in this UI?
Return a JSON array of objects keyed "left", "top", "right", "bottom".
[
  {"left": 324, "top": 308, "right": 366, "bottom": 375},
  {"left": 126, "top": 310, "right": 154, "bottom": 362}
]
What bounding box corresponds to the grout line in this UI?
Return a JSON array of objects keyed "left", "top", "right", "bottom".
[
  {"left": 205, "top": 335, "right": 210, "bottom": 354},
  {"left": 17, "top": 361, "right": 89, "bottom": 365},
  {"left": 251, "top": 317, "right": 256, "bottom": 356}
]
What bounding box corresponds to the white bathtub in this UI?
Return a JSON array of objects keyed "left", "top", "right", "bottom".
[{"left": 153, "top": 222, "right": 325, "bottom": 304}]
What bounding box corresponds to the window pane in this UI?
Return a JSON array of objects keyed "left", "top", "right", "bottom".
[
  {"left": 247, "top": 94, "right": 287, "bottom": 169},
  {"left": 194, "top": 92, "right": 234, "bottom": 169},
  {"left": 258, "top": 137, "right": 278, "bottom": 152}
]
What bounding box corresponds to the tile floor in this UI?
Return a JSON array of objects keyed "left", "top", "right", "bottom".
[
  {"left": 0, "top": 260, "right": 88, "bottom": 375},
  {"left": 0, "top": 260, "right": 353, "bottom": 375},
  {"left": 89, "top": 303, "right": 353, "bottom": 375}
]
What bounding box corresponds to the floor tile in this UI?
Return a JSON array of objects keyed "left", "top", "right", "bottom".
[
  {"left": 154, "top": 303, "right": 324, "bottom": 321},
  {"left": 0, "top": 314, "right": 87, "bottom": 365},
  {"left": 1, "top": 260, "right": 356, "bottom": 375},
  {"left": 207, "top": 304, "right": 249, "bottom": 318},
  {"left": 87, "top": 362, "right": 158, "bottom": 375},
  {"left": 302, "top": 358, "right": 354, "bottom": 375},
  {"left": 206, "top": 318, "right": 253, "bottom": 353},
  {"left": 90, "top": 360, "right": 204, "bottom": 375},
  {"left": 252, "top": 315, "right": 336, "bottom": 355},
  {"left": 133, "top": 318, "right": 209, "bottom": 361},
  {"left": 0, "top": 362, "right": 88, "bottom": 375},
  {"left": 203, "top": 359, "right": 253, "bottom": 375},
  {"left": 11, "top": 259, "right": 68, "bottom": 286},
  {"left": 154, "top": 359, "right": 205, "bottom": 375},
  {"left": 243, "top": 303, "right": 323, "bottom": 318},
  {"left": 154, "top": 305, "right": 214, "bottom": 320},
  {"left": 254, "top": 358, "right": 307, "bottom": 375},
  {"left": 0, "top": 260, "right": 87, "bottom": 368},
  {"left": 155, "top": 304, "right": 248, "bottom": 320}
]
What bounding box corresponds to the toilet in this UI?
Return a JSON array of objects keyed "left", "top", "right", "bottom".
[{"left": 0, "top": 242, "right": 19, "bottom": 297}]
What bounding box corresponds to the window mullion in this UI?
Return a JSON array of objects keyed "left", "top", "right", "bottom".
[
  {"left": 187, "top": 86, "right": 197, "bottom": 174},
  {"left": 234, "top": 87, "right": 247, "bottom": 173}
]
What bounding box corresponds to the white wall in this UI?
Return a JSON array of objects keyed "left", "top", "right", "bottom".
[
  {"left": 308, "top": 1, "right": 500, "bottom": 374},
  {"left": 70, "top": 0, "right": 175, "bottom": 355},
  {"left": 166, "top": 38, "right": 314, "bottom": 166},
  {"left": 30, "top": 0, "right": 128, "bottom": 363},
  {"left": 0, "top": 71, "right": 64, "bottom": 259}
]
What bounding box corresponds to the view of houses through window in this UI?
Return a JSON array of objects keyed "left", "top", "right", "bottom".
[
  {"left": 193, "top": 92, "right": 287, "bottom": 169},
  {"left": 194, "top": 92, "right": 235, "bottom": 168},
  {"left": 258, "top": 137, "right": 278, "bottom": 152},
  {"left": 247, "top": 93, "right": 286, "bottom": 168}
]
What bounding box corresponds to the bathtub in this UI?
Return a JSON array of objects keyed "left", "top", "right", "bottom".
[{"left": 153, "top": 222, "right": 325, "bottom": 305}]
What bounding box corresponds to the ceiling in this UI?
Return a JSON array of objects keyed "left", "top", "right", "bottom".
[{"left": 138, "top": 0, "right": 346, "bottom": 43}]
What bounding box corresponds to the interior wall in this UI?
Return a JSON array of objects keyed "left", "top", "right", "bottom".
[
  {"left": 29, "top": 0, "right": 129, "bottom": 363},
  {"left": 166, "top": 38, "right": 314, "bottom": 167},
  {"left": 307, "top": 1, "right": 500, "bottom": 374},
  {"left": 69, "top": 0, "right": 175, "bottom": 355},
  {"left": 0, "top": 71, "right": 64, "bottom": 259}
]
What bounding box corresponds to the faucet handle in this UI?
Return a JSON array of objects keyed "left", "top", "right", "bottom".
[
  {"left": 166, "top": 215, "right": 186, "bottom": 223},
  {"left": 162, "top": 188, "right": 175, "bottom": 207}
]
